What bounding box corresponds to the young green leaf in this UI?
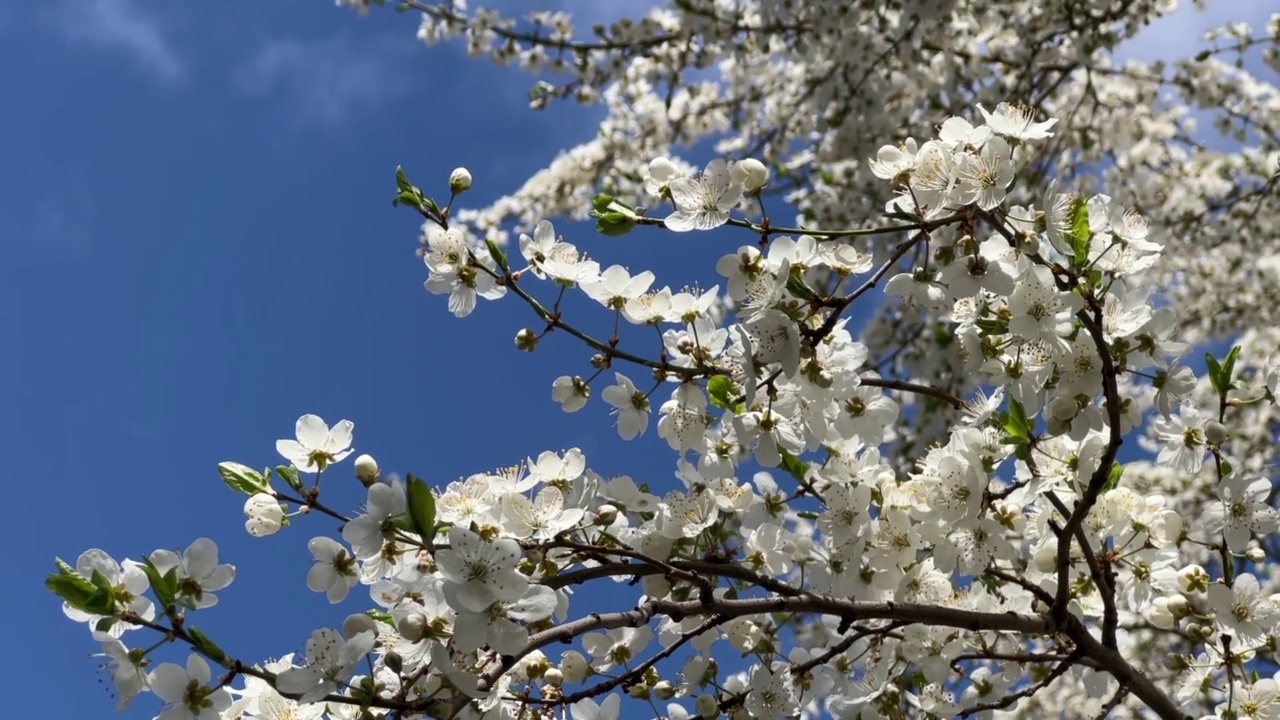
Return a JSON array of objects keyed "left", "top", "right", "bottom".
[
  {"left": 141, "top": 559, "right": 179, "bottom": 613},
  {"left": 187, "top": 626, "right": 228, "bottom": 665},
  {"left": 406, "top": 475, "right": 438, "bottom": 545},
  {"left": 1069, "top": 197, "right": 1091, "bottom": 268},
  {"left": 275, "top": 465, "right": 303, "bottom": 492},
  {"left": 217, "top": 462, "right": 268, "bottom": 496},
  {"left": 46, "top": 558, "right": 99, "bottom": 612},
  {"left": 707, "top": 375, "right": 739, "bottom": 411},
  {"left": 777, "top": 447, "right": 809, "bottom": 485}
]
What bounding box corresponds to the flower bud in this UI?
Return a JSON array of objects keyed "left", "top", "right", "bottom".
[
  {"left": 515, "top": 328, "right": 539, "bottom": 352},
  {"left": 243, "top": 493, "right": 284, "bottom": 537},
  {"left": 516, "top": 651, "right": 549, "bottom": 681},
  {"left": 396, "top": 609, "right": 428, "bottom": 642},
  {"left": 1148, "top": 597, "right": 1175, "bottom": 629},
  {"left": 1048, "top": 394, "right": 1078, "bottom": 421},
  {"left": 1032, "top": 542, "right": 1058, "bottom": 574},
  {"left": 560, "top": 650, "right": 590, "bottom": 684},
  {"left": 543, "top": 668, "right": 564, "bottom": 687},
  {"left": 627, "top": 682, "right": 650, "bottom": 699},
  {"left": 594, "top": 504, "right": 619, "bottom": 525},
  {"left": 449, "top": 167, "right": 472, "bottom": 193},
  {"left": 1166, "top": 595, "right": 1189, "bottom": 618},
  {"left": 1247, "top": 546, "right": 1266, "bottom": 563},
  {"left": 790, "top": 534, "right": 814, "bottom": 561},
  {"left": 642, "top": 574, "right": 672, "bottom": 600},
  {"left": 1205, "top": 420, "right": 1228, "bottom": 445},
  {"left": 343, "top": 613, "right": 379, "bottom": 640},
  {"left": 354, "top": 454, "right": 380, "bottom": 485},
  {"left": 695, "top": 694, "right": 720, "bottom": 718},
  {"left": 733, "top": 158, "right": 769, "bottom": 193},
  {"left": 1163, "top": 654, "right": 1190, "bottom": 672},
  {"left": 383, "top": 651, "right": 403, "bottom": 675},
  {"left": 653, "top": 680, "right": 676, "bottom": 700}
]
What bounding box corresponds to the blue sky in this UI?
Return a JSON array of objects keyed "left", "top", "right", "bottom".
[
  {"left": 4, "top": 2, "right": 1273, "bottom": 719},
  {"left": 3, "top": 2, "right": 720, "bottom": 718}
]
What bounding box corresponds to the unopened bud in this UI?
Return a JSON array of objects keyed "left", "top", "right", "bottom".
[
  {"left": 516, "top": 328, "right": 539, "bottom": 352},
  {"left": 449, "top": 167, "right": 472, "bottom": 193},
  {"left": 653, "top": 680, "right": 676, "bottom": 700},
  {"left": 383, "top": 651, "right": 403, "bottom": 675},
  {"left": 594, "top": 504, "right": 619, "bottom": 526},
  {"left": 543, "top": 668, "right": 564, "bottom": 687},
  {"left": 1205, "top": 420, "right": 1228, "bottom": 445},
  {"left": 560, "top": 650, "right": 590, "bottom": 684},
  {"left": 641, "top": 574, "right": 671, "bottom": 600},
  {"left": 1148, "top": 598, "right": 1175, "bottom": 630},
  {"left": 354, "top": 454, "right": 380, "bottom": 485},
  {"left": 343, "top": 613, "right": 378, "bottom": 640},
  {"left": 1048, "top": 394, "right": 1078, "bottom": 421},
  {"left": 1032, "top": 542, "right": 1058, "bottom": 574},
  {"left": 695, "top": 694, "right": 720, "bottom": 718},
  {"left": 733, "top": 158, "right": 769, "bottom": 193},
  {"left": 396, "top": 611, "right": 427, "bottom": 642},
  {"left": 627, "top": 683, "right": 650, "bottom": 699},
  {"left": 1166, "top": 595, "right": 1189, "bottom": 617},
  {"left": 1247, "top": 546, "right": 1266, "bottom": 563},
  {"left": 1163, "top": 654, "right": 1190, "bottom": 672}
]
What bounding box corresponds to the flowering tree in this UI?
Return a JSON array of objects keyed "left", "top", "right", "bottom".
[{"left": 47, "top": 2, "right": 1280, "bottom": 720}]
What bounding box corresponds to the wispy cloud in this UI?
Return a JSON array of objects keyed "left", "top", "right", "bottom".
[
  {"left": 234, "top": 35, "right": 410, "bottom": 128},
  {"left": 56, "top": 0, "right": 184, "bottom": 84}
]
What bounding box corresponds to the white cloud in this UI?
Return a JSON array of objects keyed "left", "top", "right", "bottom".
[
  {"left": 234, "top": 36, "right": 410, "bottom": 127},
  {"left": 56, "top": 0, "right": 184, "bottom": 83}
]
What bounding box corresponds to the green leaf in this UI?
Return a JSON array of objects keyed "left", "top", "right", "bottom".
[
  {"left": 95, "top": 617, "right": 120, "bottom": 634},
  {"left": 366, "top": 609, "right": 394, "bottom": 624},
  {"left": 1003, "top": 396, "right": 1032, "bottom": 440},
  {"left": 275, "top": 465, "right": 303, "bottom": 492},
  {"left": 187, "top": 626, "right": 227, "bottom": 665},
  {"left": 975, "top": 318, "right": 1009, "bottom": 337},
  {"left": 592, "top": 193, "right": 615, "bottom": 213},
  {"left": 595, "top": 212, "right": 636, "bottom": 237},
  {"left": 796, "top": 511, "right": 819, "bottom": 520},
  {"left": 1194, "top": 49, "right": 1212, "bottom": 61},
  {"left": 777, "top": 447, "right": 809, "bottom": 485},
  {"left": 785, "top": 274, "right": 815, "bottom": 301},
  {"left": 395, "top": 165, "right": 413, "bottom": 193},
  {"left": 46, "top": 558, "right": 99, "bottom": 612},
  {"left": 392, "top": 189, "right": 421, "bottom": 209},
  {"left": 217, "top": 462, "right": 269, "bottom": 496},
  {"left": 78, "top": 569, "right": 119, "bottom": 615},
  {"left": 141, "top": 559, "right": 179, "bottom": 613},
  {"left": 406, "top": 475, "right": 438, "bottom": 544},
  {"left": 1221, "top": 345, "right": 1241, "bottom": 391},
  {"left": 707, "top": 375, "right": 739, "bottom": 412},
  {"left": 485, "top": 239, "right": 509, "bottom": 273},
  {"left": 1205, "top": 352, "right": 1223, "bottom": 394},
  {"left": 1102, "top": 461, "right": 1124, "bottom": 492},
  {"left": 1068, "top": 196, "right": 1091, "bottom": 268}
]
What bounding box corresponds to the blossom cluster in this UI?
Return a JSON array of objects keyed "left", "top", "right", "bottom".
[{"left": 49, "top": 91, "right": 1280, "bottom": 720}]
